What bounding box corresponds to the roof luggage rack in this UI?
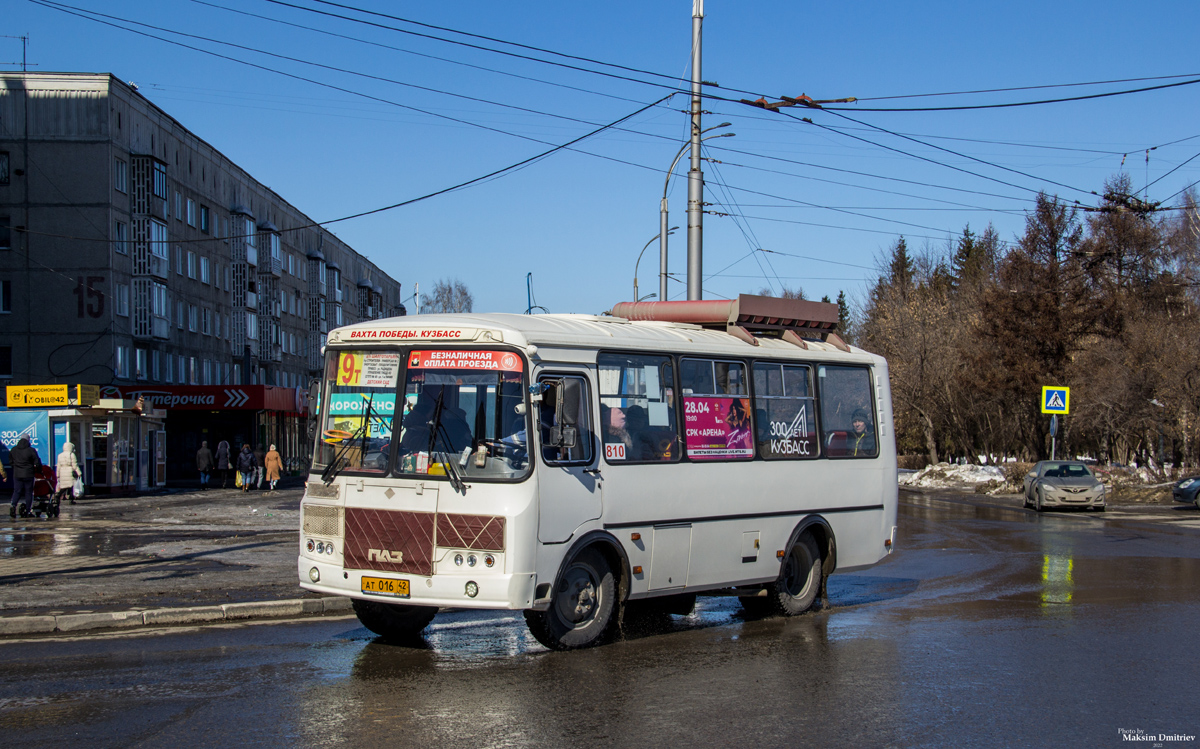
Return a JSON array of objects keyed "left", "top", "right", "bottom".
[{"left": 610, "top": 294, "right": 849, "bottom": 351}]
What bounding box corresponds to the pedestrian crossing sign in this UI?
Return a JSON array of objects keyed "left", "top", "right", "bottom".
[{"left": 1041, "top": 386, "right": 1069, "bottom": 414}]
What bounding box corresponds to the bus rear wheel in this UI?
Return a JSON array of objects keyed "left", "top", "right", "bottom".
[
  {"left": 745, "top": 532, "right": 822, "bottom": 617},
  {"left": 524, "top": 548, "right": 616, "bottom": 650},
  {"left": 352, "top": 599, "right": 438, "bottom": 640}
]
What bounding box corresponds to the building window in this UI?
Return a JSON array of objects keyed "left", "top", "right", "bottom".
[
  {"left": 225, "top": 267, "right": 231, "bottom": 289},
  {"left": 0, "top": 151, "right": 9, "bottom": 185},
  {"left": 152, "top": 350, "right": 161, "bottom": 381},
  {"left": 188, "top": 305, "right": 198, "bottom": 332},
  {"left": 115, "top": 346, "right": 131, "bottom": 379},
  {"left": 233, "top": 363, "right": 242, "bottom": 384},
  {"left": 165, "top": 354, "right": 173, "bottom": 383},
  {"left": 151, "top": 283, "right": 168, "bottom": 320},
  {"left": 114, "top": 220, "right": 129, "bottom": 255},
  {"left": 177, "top": 355, "right": 185, "bottom": 384},
  {"left": 187, "top": 251, "right": 196, "bottom": 279},
  {"left": 135, "top": 349, "right": 148, "bottom": 381},
  {"left": 187, "top": 198, "right": 196, "bottom": 227},
  {"left": 202, "top": 308, "right": 211, "bottom": 335},
  {"left": 247, "top": 312, "right": 259, "bottom": 340},
  {"left": 221, "top": 216, "right": 228, "bottom": 242},
  {"left": 175, "top": 191, "right": 182, "bottom": 222},
  {"left": 0, "top": 216, "right": 10, "bottom": 251},
  {"left": 287, "top": 253, "right": 294, "bottom": 275},
  {"left": 200, "top": 205, "right": 210, "bottom": 234},
  {"left": 1, "top": 280, "right": 10, "bottom": 313},
  {"left": 176, "top": 300, "right": 184, "bottom": 329},
  {"left": 153, "top": 162, "right": 168, "bottom": 215},
  {"left": 200, "top": 256, "right": 210, "bottom": 284},
  {"left": 115, "top": 283, "right": 130, "bottom": 317},
  {"left": 0, "top": 345, "right": 10, "bottom": 378},
  {"left": 150, "top": 220, "right": 168, "bottom": 259},
  {"left": 175, "top": 245, "right": 183, "bottom": 275},
  {"left": 202, "top": 359, "right": 212, "bottom": 385},
  {"left": 114, "top": 157, "right": 126, "bottom": 193},
  {"left": 189, "top": 357, "right": 198, "bottom": 385}
]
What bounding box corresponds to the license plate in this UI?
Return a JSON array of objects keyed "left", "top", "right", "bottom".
[{"left": 361, "top": 576, "right": 410, "bottom": 598}]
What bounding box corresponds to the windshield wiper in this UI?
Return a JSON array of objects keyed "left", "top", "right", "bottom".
[
  {"left": 321, "top": 393, "right": 376, "bottom": 485},
  {"left": 426, "top": 389, "right": 467, "bottom": 494}
]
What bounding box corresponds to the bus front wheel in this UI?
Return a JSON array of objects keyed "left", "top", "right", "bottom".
[
  {"left": 524, "top": 548, "right": 616, "bottom": 650},
  {"left": 352, "top": 599, "right": 437, "bottom": 640},
  {"left": 746, "top": 532, "right": 822, "bottom": 617}
]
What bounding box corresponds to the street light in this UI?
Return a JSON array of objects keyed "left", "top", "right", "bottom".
[
  {"left": 635, "top": 228, "right": 677, "bottom": 303},
  {"left": 661, "top": 123, "right": 734, "bottom": 301}
]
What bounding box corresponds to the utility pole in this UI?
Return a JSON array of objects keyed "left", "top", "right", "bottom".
[
  {"left": 414, "top": 282, "right": 420, "bottom": 315},
  {"left": 686, "top": 0, "right": 704, "bottom": 300}
]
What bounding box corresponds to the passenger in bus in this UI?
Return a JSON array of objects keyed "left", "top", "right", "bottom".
[
  {"left": 600, "top": 404, "right": 629, "bottom": 449},
  {"left": 849, "top": 409, "right": 876, "bottom": 456},
  {"left": 623, "top": 405, "right": 661, "bottom": 460}
]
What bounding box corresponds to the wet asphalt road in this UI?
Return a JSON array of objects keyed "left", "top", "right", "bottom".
[{"left": 3, "top": 493, "right": 1200, "bottom": 748}]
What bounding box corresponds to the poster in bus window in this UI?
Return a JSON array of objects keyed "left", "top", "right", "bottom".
[
  {"left": 758, "top": 399, "right": 818, "bottom": 459},
  {"left": 683, "top": 396, "right": 754, "bottom": 460},
  {"left": 337, "top": 352, "right": 399, "bottom": 387}
]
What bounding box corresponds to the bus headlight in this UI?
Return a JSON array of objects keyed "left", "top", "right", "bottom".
[
  {"left": 465, "top": 581, "right": 479, "bottom": 598},
  {"left": 309, "top": 567, "right": 320, "bottom": 583}
]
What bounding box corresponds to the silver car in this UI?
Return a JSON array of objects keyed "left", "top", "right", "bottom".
[{"left": 1023, "top": 461, "right": 1107, "bottom": 512}]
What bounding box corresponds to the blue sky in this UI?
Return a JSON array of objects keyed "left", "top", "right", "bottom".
[{"left": 8, "top": 1, "right": 1200, "bottom": 314}]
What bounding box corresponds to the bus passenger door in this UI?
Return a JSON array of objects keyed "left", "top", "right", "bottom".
[{"left": 535, "top": 371, "right": 602, "bottom": 543}]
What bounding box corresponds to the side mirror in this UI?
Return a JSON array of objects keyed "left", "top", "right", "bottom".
[
  {"left": 542, "top": 378, "right": 581, "bottom": 449},
  {"left": 1026, "top": 472, "right": 1036, "bottom": 479}
]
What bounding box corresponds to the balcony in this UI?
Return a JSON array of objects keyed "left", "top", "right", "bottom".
[
  {"left": 246, "top": 291, "right": 257, "bottom": 310},
  {"left": 246, "top": 246, "right": 258, "bottom": 267},
  {"left": 262, "top": 255, "right": 282, "bottom": 277},
  {"left": 151, "top": 315, "right": 170, "bottom": 339},
  {"left": 148, "top": 254, "right": 169, "bottom": 280}
]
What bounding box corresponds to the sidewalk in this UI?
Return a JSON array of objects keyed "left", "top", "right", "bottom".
[{"left": 0, "top": 482, "right": 351, "bottom": 637}]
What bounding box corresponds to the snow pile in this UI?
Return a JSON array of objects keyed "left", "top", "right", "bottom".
[{"left": 899, "top": 462, "right": 1006, "bottom": 489}]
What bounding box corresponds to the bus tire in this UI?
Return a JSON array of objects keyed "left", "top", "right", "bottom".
[
  {"left": 352, "top": 599, "right": 437, "bottom": 640},
  {"left": 524, "top": 548, "right": 616, "bottom": 650},
  {"left": 766, "top": 532, "right": 823, "bottom": 616}
]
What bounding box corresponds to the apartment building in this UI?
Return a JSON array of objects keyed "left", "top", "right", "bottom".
[{"left": 0, "top": 72, "right": 404, "bottom": 480}]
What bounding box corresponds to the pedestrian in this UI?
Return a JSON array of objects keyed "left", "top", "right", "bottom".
[
  {"left": 195, "top": 440, "right": 214, "bottom": 490},
  {"left": 55, "top": 441, "right": 81, "bottom": 506},
  {"left": 236, "top": 443, "right": 256, "bottom": 493},
  {"left": 264, "top": 444, "right": 283, "bottom": 491},
  {"left": 253, "top": 444, "right": 266, "bottom": 489},
  {"left": 9, "top": 437, "right": 41, "bottom": 518},
  {"left": 215, "top": 439, "right": 231, "bottom": 488}
]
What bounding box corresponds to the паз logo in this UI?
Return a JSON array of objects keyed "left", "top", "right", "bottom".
[{"left": 368, "top": 548, "right": 404, "bottom": 563}]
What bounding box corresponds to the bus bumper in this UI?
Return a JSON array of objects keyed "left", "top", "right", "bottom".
[{"left": 298, "top": 557, "right": 537, "bottom": 610}]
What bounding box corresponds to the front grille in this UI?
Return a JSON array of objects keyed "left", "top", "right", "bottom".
[{"left": 303, "top": 504, "right": 343, "bottom": 537}]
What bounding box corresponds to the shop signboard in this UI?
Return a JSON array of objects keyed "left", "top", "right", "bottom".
[{"left": 6, "top": 384, "right": 69, "bottom": 408}]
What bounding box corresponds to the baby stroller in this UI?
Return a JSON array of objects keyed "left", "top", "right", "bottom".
[{"left": 29, "top": 464, "right": 60, "bottom": 519}]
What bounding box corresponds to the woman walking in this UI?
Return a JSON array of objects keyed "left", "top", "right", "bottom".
[
  {"left": 264, "top": 444, "right": 283, "bottom": 491},
  {"left": 236, "top": 443, "right": 256, "bottom": 493},
  {"left": 215, "top": 440, "right": 231, "bottom": 488},
  {"left": 55, "top": 441, "right": 81, "bottom": 506}
]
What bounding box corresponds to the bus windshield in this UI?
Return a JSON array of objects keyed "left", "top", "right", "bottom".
[
  {"left": 313, "top": 349, "right": 402, "bottom": 473},
  {"left": 314, "top": 347, "right": 530, "bottom": 480},
  {"left": 396, "top": 349, "right": 529, "bottom": 480}
]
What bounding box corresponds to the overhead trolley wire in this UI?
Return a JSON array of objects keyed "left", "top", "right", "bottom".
[{"left": 189, "top": 0, "right": 649, "bottom": 106}]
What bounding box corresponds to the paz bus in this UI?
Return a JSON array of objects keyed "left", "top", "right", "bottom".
[{"left": 298, "top": 295, "right": 897, "bottom": 650}]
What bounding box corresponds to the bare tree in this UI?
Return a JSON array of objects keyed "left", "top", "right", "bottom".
[{"left": 424, "top": 278, "right": 474, "bottom": 313}]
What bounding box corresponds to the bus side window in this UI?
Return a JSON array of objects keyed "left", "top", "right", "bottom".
[
  {"left": 680, "top": 358, "right": 754, "bottom": 462},
  {"left": 753, "top": 362, "right": 818, "bottom": 460},
  {"left": 598, "top": 353, "right": 680, "bottom": 464},
  {"left": 538, "top": 375, "right": 594, "bottom": 465},
  {"left": 817, "top": 365, "right": 878, "bottom": 459}
]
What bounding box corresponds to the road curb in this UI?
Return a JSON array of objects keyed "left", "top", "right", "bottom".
[{"left": 0, "top": 596, "right": 354, "bottom": 637}]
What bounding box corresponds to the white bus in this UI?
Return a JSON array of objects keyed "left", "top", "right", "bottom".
[{"left": 298, "top": 295, "right": 897, "bottom": 650}]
